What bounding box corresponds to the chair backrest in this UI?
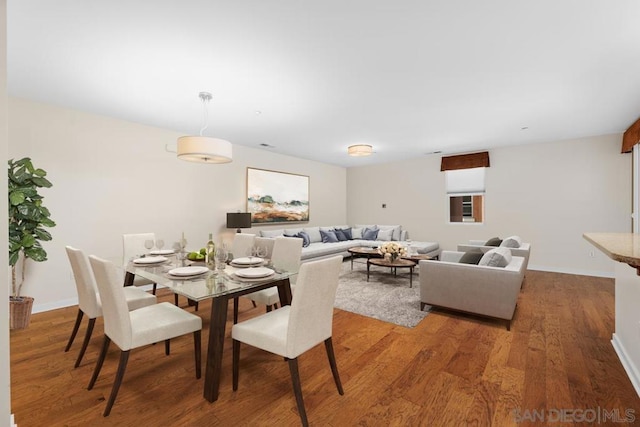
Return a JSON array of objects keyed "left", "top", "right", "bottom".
[
  {"left": 286, "top": 255, "right": 342, "bottom": 358},
  {"left": 89, "top": 255, "right": 134, "bottom": 351},
  {"left": 65, "top": 246, "right": 102, "bottom": 318},
  {"left": 255, "top": 237, "right": 275, "bottom": 259},
  {"left": 231, "top": 233, "right": 256, "bottom": 259},
  {"left": 122, "top": 233, "right": 155, "bottom": 264},
  {"left": 272, "top": 237, "right": 303, "bottom": 284}
]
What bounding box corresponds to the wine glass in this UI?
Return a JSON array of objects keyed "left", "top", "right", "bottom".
[
  {"left": 215, "top": 246, "right": 228, "bottom": 271},
  {"left": 255, "top": 245, "right": 267, "bottom": 259},
  {"left": 156, "top": 239, "right": 165, "bottom": 252},
  {"left": 144, "top": 239, "right": 154, "bottom": 255},
  {"left": 176, "top": 250, "right": 187, "bottom": 267}
]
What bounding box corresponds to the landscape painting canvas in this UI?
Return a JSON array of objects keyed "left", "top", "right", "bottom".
[{"left": 247, "top": 168, "right": 309, "bottom": 224}]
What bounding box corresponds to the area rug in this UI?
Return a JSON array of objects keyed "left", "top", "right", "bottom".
[{"left": 334, "top": 261, "right": 430, "bottom": 328}]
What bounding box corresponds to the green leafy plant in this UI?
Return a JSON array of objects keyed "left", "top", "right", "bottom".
[{"left": 8, "top": 157, "right": 56, "bottom": 299}]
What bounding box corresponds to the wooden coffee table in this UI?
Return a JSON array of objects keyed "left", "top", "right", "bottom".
[
  {"left": 348, "top": 246, "right": 381, "bottom": 270},
  {"left": 367, "top": 257, "right": 417, "bottom": 287}
]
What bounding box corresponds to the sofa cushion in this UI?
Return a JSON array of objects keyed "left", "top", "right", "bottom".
[
  {"left": 500, "top": 235, "right": 522, "bottom": 248},
  {"left": 459, "top": 249, "right": 483, "bottom": 265},
  {"left": 261, "top": 229, "right": 284, "bottom": 238},
  {"left": 478, "top": 247, "right": 512, "bottom": 267},
  {"left": 352, "top": 227, "right": 363, "bottom": 239},
  {"left": 335, "top": 227, "right": 352, "bottom": 240},
  {"left": 485, "top": 237, "right": 502, "bottom": 246},
  {"left": 283, "top": 228, "right": 303, "bottom": 237},
  {"left": 334, "top": 228, "right": 348, "bottom": 241},
  {"left": 356, "top": 224, "right": 402, "bottom": 241},
  {"left": 362, "top": 227, "right": 379, "bottom": 240},
  {"left": 320, "top": 229, "right": 339, "bottom": 243},
  {"left": 303, "top": 227, "right": 322, "bottom": 243},
  {"left": 376, "top": 229, "right": 393, "bottom": 241}
]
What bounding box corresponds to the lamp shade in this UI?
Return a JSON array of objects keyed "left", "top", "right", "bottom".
[
  {"left": 348, "top": 144, "right": 373, "bottom": 157},
  {"left": 177, "top": 136, "right": 232, "bottom": 163},
  {"left": 227, "top": 212, "right": 252, "bottom": 231}
]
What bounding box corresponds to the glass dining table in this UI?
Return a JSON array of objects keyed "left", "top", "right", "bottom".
[{"left": 123, "top": 257, "right": 296, "bottom": 403}]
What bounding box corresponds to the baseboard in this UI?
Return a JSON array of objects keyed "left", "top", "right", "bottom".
[
  {"left": 527, "top": 264, "right": 614, "bottom": 278},
  {"left": 611, "top": 333, "right": 640, "bottom": 398},
  {"left": 32, "top": 284, "right": 156, "bottom": 314}
]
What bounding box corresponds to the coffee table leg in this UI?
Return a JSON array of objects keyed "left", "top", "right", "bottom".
[
  {"left": 367, "top": 260, "right": 370, "bottom": 281},
  {"left": 409, "top": 266, "right": 413, "bottom": 288}
]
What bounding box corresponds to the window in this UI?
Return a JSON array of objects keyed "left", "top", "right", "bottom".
[{"left": 446, "top": 167, "right": 485, "bottom": 223}]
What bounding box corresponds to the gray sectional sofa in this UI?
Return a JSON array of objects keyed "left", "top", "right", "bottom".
[{"left": 254, "top": 224, "right": 441, "bottom": 263}]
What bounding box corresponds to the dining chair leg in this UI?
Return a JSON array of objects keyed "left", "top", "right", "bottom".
[
  {"left": 65, "top": 309, "right": 84, "bottom": 352},
  {"left": 165, "top": 339, "right": 170, "bottom": 355},
  {"left": 74, "top": 317, "right": 96, "bottom": 368},
  {"left": 88, "top": 335, "right": 111, "bottom": 390},
  {"left": 324, "top": 338, "right": 344, "bottom": 395},
  {"left": 103, "top": 350, "right": 130, "bottom": 417},
  {"left": 232, "top": 339, "right": 240, "bottom": 390},
  {"left": 287, "top": 357, "right": 309, "bottom": 427},
  {"left": 152, "top": 283, "right": 157, "bottom": 295},
  {"left": 251, "top": 301, "right": 257, "bottom": 308},
  {"left": 233, "top": 297, "right": 239, "bottom": 324},
  {"left": 174, "top": 294, "right": 179, "bottom": 306},
  {"left": 266, "top": 305, "right": 272, "bottom": 313},
  {"left": 194, "top": 330, "right": 201, "bottom": 379}
]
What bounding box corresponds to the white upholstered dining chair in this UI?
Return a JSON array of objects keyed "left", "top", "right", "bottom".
[
  {"left": 230, "top": 233, "right": 256, "bottom": 260},
  {"left": 122, "top": 232, "right": 159, "bottom": 293},
  {"left": 64, "top": 246, "right": 157, "bottom": 368},
  {"left": 231, "top": 255, "right": 344, "bottom": 427},
  {"left": 236, "top": 236, "right": 303, "bottom": 322},
  {"left": 87, "top": 255, "right": 202, "bottom": 417}
]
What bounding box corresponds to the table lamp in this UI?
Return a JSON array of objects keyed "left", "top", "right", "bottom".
[{"left": 226, "top": 212, "right": 252, "bottom": 233}]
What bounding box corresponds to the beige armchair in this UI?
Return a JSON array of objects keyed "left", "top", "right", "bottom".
[{"left": 419, "top": 250, "right": 525, "bottom": 330}]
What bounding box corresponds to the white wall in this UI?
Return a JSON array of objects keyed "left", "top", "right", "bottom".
[
  {"left": 0, "top": 1, "right": 11, "bottom": 425},
  {"left": 7, "top": 97, "right": 347, "bottom": 312},
  {"left": 347, "top": 134, "right": 631, "bottom": 277}
]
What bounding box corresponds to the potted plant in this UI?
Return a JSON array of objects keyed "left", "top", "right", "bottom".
[{"left": 8, "top": 157, "right": 56, "bottom": 329}]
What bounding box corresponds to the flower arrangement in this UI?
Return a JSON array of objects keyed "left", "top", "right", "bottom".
[{"left": 378, "top": 242, "right": 407, "bottom": 262}]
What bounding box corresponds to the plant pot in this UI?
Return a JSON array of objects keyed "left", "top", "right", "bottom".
[{"left": 10, "top": 296, "right": 34, "bottom": 330}]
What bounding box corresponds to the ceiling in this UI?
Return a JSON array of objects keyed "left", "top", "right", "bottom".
[{"left": 7, "top": 1, "right": 640, "bottom": 168}]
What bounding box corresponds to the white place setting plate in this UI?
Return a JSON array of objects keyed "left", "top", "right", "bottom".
[
  {"left": 133, "top": 256, "right": 168, "bottom": 265},
  {"left": 234, "top": 267, "right": 274, "bottom": 279},
  {"left": 231, "top": 257, "right": 264, "bottom": 266},
  {"left": 167, "top": 266, "right": 210, "bottom": 277},
  {"left": 150, "top": 249, "right": 175, "bottom": 255}
]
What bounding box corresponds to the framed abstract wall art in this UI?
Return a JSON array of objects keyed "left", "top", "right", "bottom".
[{"left": 246, "top": 168, "right": 310, "bottom": 224}]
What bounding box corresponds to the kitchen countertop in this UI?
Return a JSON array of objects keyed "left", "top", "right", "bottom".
[{"left": 583, "top": 232, "right": 640, "bottom": 270}]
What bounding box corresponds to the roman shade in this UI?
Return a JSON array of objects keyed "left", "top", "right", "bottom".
[
  {"left": 441, "top": 151, "right": 490, "bottom": 171},
  {"left": 621, "top": 117, "right": 640, "bottom": 153},
  {"left": 446, "top": 167, "right": 486, "bottom": 194}
]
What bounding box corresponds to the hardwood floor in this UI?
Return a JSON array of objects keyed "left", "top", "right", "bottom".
[{"left": 10, "top": 268, "right": 640, "bottom": 426}]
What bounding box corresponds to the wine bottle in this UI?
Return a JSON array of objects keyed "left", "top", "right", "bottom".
[{"left": 206, "top": 233, "right": 216, "bottom": 269}]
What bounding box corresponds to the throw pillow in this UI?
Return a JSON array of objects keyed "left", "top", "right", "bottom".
[
  {"left": 459, "top": 250, "right": 483, "bottom": 265},
  {"left": 261, "top": 229, "right": 284, "bottom": 238},
  {"left": 500, "top": 235, "right": 522, "bottom": 248},
  {"left": 376, "top": 229, "right": 393, "bottom": 241},
  {"left": 295, "top": 231, "right": 310, "bottom": 248},
  {"left": 320, "top": 229, "right": 339, "bottom": 243},
  {"left": 351, "top": 227, "right": 363, "bottom": 239},
  {"left": 478, "top": 247, "right": 512, "bottom": 267},
  {"left": 334, "top": 228, "right": 348, "bottom": 241},
  {"left": 362, "top": 227, "right": 379, "bottom": 241},
  {"left": 485, "top": 237, "right": 502, "bottom": 247},
  {"left": 303, "top": 227, "right": 322, "bottom": 243},
  {"left": 335, "top": 227, "right": 353, "bottom": 240}
]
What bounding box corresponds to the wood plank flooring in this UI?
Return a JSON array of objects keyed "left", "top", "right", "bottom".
[{"left": 10, "top": 268, "right": 640, "bottom": 426}]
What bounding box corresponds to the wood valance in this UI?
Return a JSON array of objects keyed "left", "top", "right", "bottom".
[
  {"left": 621, "top": 117, "right": 640, "bottom": 153},
  {"left": 441, "top": 151, "right": 490, "bottom": 171}
]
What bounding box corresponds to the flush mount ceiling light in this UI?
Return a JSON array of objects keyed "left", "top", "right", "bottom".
[
  {"left": 177, "top": 92, "right": 232, "bottom": 164},
  {"left": 348, "top": 144, "right": 373, "bottom": 157}
]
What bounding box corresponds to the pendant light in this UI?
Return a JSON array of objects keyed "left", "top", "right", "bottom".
[{"left": 177, "top": 92, "right": 232, "bottom": 163}]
